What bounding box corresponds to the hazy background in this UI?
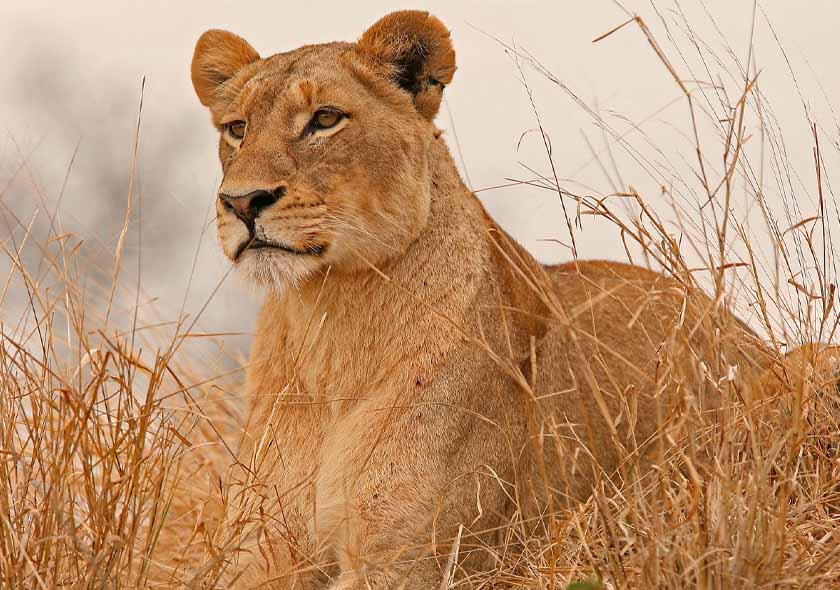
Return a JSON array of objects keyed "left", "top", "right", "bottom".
[{"left": 1, "top": 0, "right": 838, "bottom": 358}]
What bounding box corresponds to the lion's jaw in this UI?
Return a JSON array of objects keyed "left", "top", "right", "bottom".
[{"left": 192, "top": 18, "right": 456, "bottom": 291}]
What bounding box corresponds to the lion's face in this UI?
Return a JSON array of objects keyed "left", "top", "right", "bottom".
[{"left": 191, "top": 12, "right": 456, "bottom": 290}]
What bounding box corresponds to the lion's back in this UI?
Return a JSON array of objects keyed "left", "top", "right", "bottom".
[{"left": 518, "top": 259, "right": 771, "bottom": 504}]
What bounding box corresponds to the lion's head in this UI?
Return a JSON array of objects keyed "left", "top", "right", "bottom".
[{"left": 190, "top": 11, "right": 456, "bottom": 289}]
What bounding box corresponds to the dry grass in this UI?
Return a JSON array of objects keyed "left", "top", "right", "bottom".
[{"left": 2, "top": 3, "right": 840, "bottom": 588}]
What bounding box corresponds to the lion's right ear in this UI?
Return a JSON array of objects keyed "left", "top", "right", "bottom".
[{"left": 191, "top": 30, "right": 260, "bottom": 107}]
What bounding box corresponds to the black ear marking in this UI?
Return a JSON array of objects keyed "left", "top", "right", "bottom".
[
  {"left": 393, "top": 43, "right": 428, "bottom": 95},
  {"left": 356, "top": 11, "right": 456, "bottom": 120}
]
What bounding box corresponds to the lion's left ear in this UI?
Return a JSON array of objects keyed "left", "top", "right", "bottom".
[{"left": 356, "top": 11, "right": 456, "bottom": 120}]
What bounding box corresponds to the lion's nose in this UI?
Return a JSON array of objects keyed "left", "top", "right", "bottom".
[{"left": 219, "top": 186, "right": 286, "bottom": 222}]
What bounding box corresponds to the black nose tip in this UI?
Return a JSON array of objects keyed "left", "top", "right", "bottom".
[{"left": 220, "top": 186, "right": 286, "bottom": 221}]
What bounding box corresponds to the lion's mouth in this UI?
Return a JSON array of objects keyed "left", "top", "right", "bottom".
[{"left": 233, "top": 237, "right": 325, "bottom": 261}]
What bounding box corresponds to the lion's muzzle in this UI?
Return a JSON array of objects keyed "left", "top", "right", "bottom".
[{"left": 219, "top": 186, "right": 286, "bottom": 226}]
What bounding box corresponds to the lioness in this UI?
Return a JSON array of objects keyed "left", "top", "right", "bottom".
[{"left": 189, "top": 11, "right": 771, "bottom": 588}]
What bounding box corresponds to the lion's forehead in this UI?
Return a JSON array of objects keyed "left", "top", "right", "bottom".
[
  {"left": 237, "top": 43, "right": 365, "bottom": 116},
  {"left": 251, "top": 43, "right": 356, "bottom": 87}
]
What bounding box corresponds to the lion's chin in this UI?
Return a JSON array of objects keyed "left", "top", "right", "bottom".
[{"left": 234, "top": 248, "right": 321, "bottom": 295}]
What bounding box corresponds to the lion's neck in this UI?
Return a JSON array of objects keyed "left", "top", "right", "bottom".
[
  {"left": 246, "top": 139, "right": 485, "bottom": 399},
  {"left": 247, "top": 137, "right": 544, "bottom": 409}
]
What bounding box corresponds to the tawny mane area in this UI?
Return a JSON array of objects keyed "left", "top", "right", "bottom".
[{"left": 175, "top": 9, "right": 777, "bottom": 590}]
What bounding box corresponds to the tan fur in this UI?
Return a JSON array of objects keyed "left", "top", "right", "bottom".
[
  {"left": 188, "top": 11, "right": 774, "bottom": 588},
  {"left": 755, "top": 343, "right": 840, "bottom": 401}
]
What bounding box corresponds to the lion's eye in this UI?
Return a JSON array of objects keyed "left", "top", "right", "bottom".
[
  {"left": 313, "top": 110, "right": 343, "bottom": 130},
  {"left": 226, "top": 120, "right": 246, "bottom": 140}
]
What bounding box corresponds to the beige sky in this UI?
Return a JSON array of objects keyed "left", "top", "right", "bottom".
[{"left": 1, "top": 1, "right": 838, "bottom": 340}]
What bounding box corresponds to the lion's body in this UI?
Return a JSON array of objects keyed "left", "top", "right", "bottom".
[{"left": 183, "top": 11, "right": 773, "bottom": 589}]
